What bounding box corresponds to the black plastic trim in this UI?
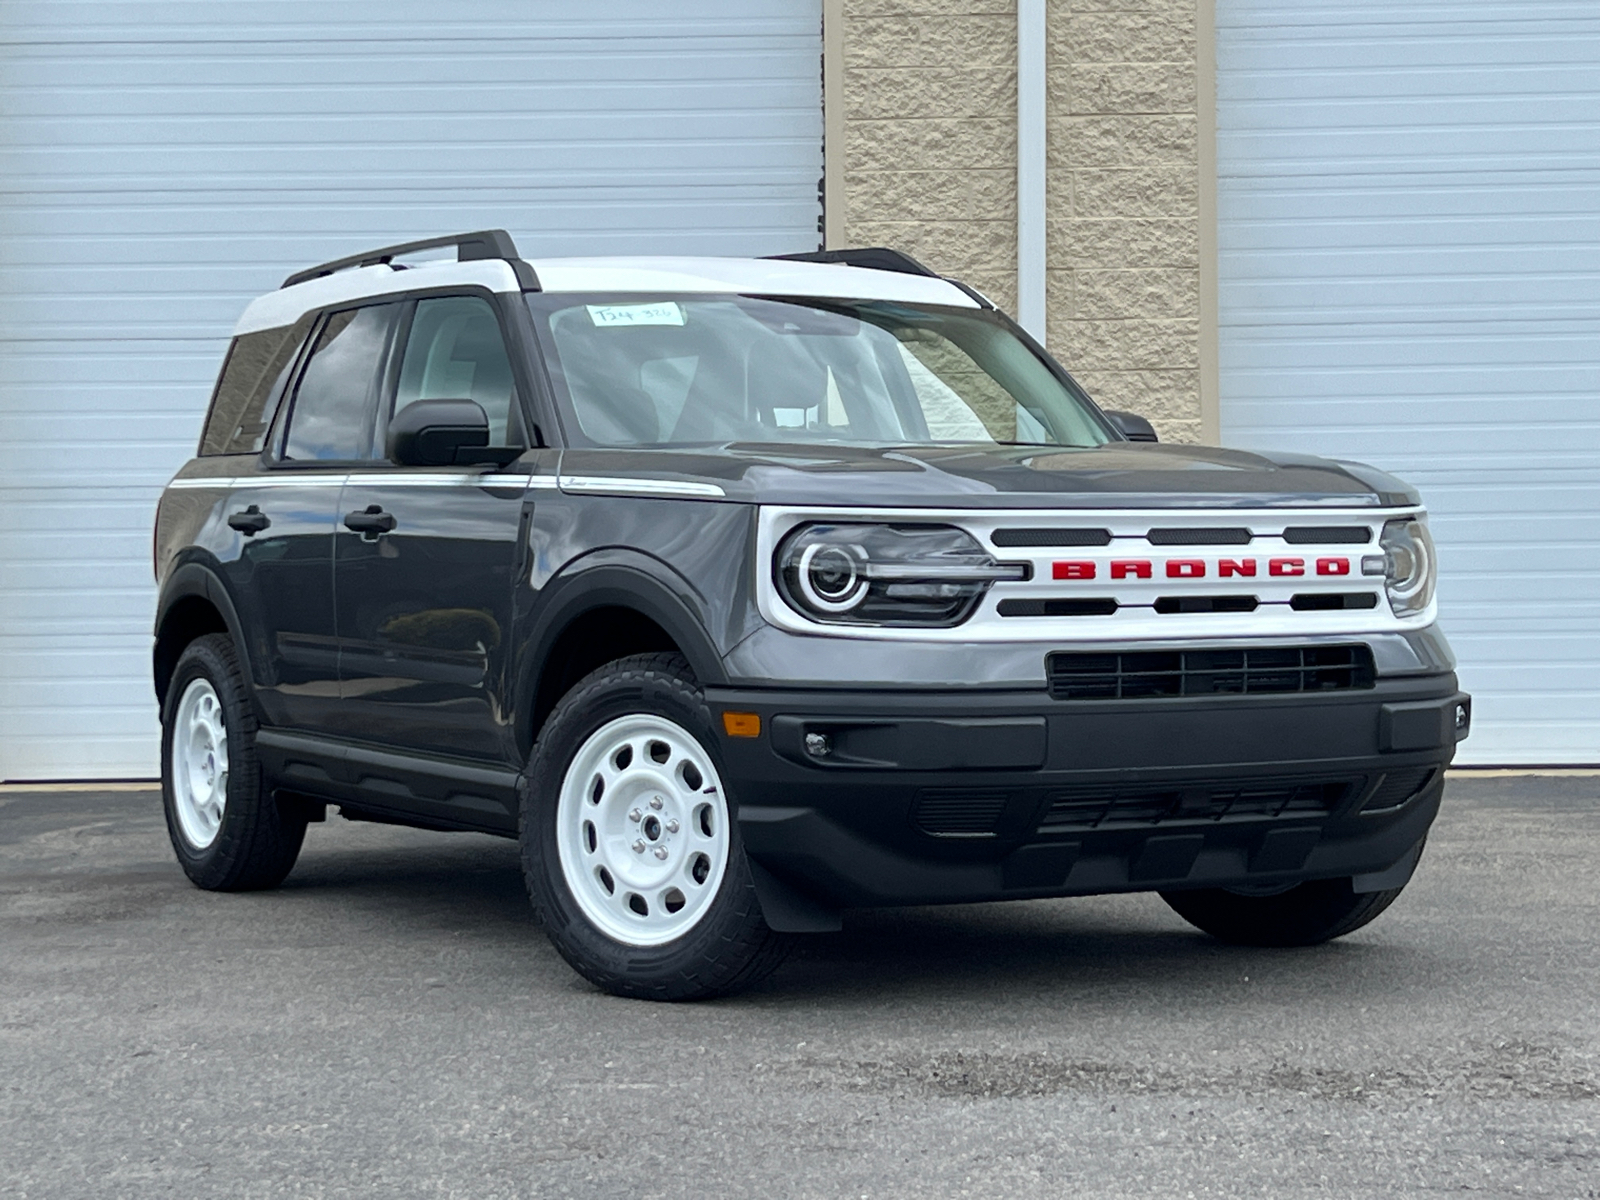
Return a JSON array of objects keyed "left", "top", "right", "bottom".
[
  {"left": 153, "top": 560, "right": 256, "bottom": 707},
  {"left": 766, "top": 247, "right": 939, "bottom": 277},
  {"left": 282, "top": 228, "right": 541, "bottom": 292},
  {"left": 255, "top": 728, "right": 519, "bottom": 834}
]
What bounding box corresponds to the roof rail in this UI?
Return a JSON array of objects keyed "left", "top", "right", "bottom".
[
  {"left": 765, "top": 247, "right": 941, "bottom": 278},
  {"left": 765, "top": 246, "right": 992, "bottom": 308},
  {"left": 281, "top": 229, "right": 538, "bottom": 290}
]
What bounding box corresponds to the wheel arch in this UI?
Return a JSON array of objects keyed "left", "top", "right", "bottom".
[
  {"left": 153, "top": 562, "right": 253, "bottom": 709},
  {"left": 516, "top": 558, "right": 729, "bottom": 758}
]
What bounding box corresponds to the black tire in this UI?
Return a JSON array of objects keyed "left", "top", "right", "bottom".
[
  {"left": 160, "top": 633, "right": 306, "bottom": 891},
  {"left": 1160, "top": 873, "right": 1412, "bottom": 948},
  {"left": 520, "top": 653, "right": 789, "bottom": 1001}
]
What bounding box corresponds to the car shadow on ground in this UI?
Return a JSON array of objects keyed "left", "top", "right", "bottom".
[{"left": 267, "top": 830, "right": 1434, "bottom": 1005}]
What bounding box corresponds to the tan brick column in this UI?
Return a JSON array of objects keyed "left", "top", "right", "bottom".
[
  {"left": 837, "top": 0, "right": 1020, "bottom": 315},
  {"left": 834, "top": 0, "right": 1203, "bottom": 442},
  {"left": 1048, "top": 0, "right": 1202, "bottom": 442}
]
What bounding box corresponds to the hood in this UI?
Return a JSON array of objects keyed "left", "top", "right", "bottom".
[{"left": 555, "top": 442, "right": 1420, "bottom": 509}]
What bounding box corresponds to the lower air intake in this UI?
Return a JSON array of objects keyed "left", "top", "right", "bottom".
[
  {"left": 1039, "top": 778, "right": 1355, "bottom": 831},
  {"left": 1360, "top": 767, "right": 1438, "bottom": 813},
  {"left": 1047, "top": 645, "right": 1376, "bottom": 700},
  {"left": 911, "top": 789, "right": 1013, "bottom": 837}
]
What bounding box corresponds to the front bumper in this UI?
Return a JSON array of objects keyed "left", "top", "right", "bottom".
[{"left": 707, "top": 673, "right": 1469, "bottom": 910}]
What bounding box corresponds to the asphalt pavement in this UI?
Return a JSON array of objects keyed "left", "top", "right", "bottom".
[{"left": 2, "top": 775, "right": 1597, "bottom": 1199}]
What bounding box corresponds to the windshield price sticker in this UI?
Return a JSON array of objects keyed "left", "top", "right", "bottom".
[{"left": 586, "top": 302, "right": 685, "bottom": 327}]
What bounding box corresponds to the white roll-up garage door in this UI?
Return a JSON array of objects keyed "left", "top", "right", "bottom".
[
  {"left": 0, "top": 1, "right": 822, "bottom": 781},
  {"left": 1216, "top": 2, "right": 1600, "bottom": 765}
]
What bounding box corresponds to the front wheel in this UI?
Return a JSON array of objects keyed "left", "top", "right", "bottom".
[
  {"left": 520, "top": 653, "right": 788, "bottom": 1000},
  {"left": 1160, "top": 873, "right": 1413, "bottom": 947}
]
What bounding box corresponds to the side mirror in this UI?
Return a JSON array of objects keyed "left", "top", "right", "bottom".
[
  {"left": 1105, "top": 409, "right": 1159, "bottom": 443},
  {"left": 388, "top": 399, "right": 490, "bottom": 466}
]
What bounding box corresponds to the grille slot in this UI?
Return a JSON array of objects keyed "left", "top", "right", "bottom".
[
  {"left": 1283, "top": 525, "right": 1372, "bottom": 545},
  {"left": 999, "top": 598, "right": 1119, "bottom": 617},
  {"left": 912, "top": 788, "right": 1013, "bottom": 837},
  {"left": 991, "top": 528, "right": 1112, "bottom": 547},
  {"left": 1147, "top": 527, "right": 1253, "bottom": 545},
  {"left": 1361, "top": 768, "right": 1438, "bottom": 813},
  {"left": 1153, "top": 594, "right": 1259, "bottom": 614},
  {"left": 1047, "top": 645, "right": 1376, "bottom": 700},
  {"left": 1290, "top": 592, "right": 1379, "bottom": 611},
  {"left": 1039, "top": 778, "right": 1354, "bottom": 831}
]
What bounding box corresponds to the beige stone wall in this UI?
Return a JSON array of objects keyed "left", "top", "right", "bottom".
[
  {"left": 837, "top": 0, "right": 1203, "bottom": 442},
  {"left": 838, "top": 0, "right": 1019, "bottom": 314},
  {"left": 1048, "top": 0, "right": 1200, "bottom": 442}
]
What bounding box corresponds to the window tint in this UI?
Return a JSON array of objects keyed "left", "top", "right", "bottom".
[
  {"left": 283, "top": 304, "right": 398, "bottom": 461},
  {"left": 394, "top": 296, "right": 519, "bottom": 446},
  {"left": 199, "top": 316, "right": 312, "bottom": 456}
]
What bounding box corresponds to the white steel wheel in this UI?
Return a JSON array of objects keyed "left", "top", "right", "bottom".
[
  {"left": 170, "top": 677, "right": 229, "bottom": 850},
  {"left": 555, "top": 712, "right": 731, "bottom": 947}
]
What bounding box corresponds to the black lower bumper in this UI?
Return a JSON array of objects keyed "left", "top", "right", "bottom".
[{"left": 706, "top": 674, "right": 1468, "bottom": 912}]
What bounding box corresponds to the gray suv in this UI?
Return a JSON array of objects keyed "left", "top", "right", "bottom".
[{"left": 152, "top": 230, "right": 1469, "bottom": 999}]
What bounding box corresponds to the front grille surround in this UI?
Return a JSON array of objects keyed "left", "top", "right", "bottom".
[{"left": 1047, "top": 644, "right": 1376, "bottom": 700}]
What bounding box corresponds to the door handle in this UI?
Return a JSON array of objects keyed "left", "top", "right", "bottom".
[
  {"left": 228, "top": 505, "right": 270, "bottom": 535},
  {"left": 344, "top": 505, "right": 397, "bottom": 537}
]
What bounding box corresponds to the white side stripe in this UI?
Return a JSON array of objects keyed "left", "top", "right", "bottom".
[
  {"left": 557, "top": 475, "right": 726, "bottom": 498},
  {"left": 165, "top": 473, "right": 723, "bottom": 497},
  {"left": 167, "top": 473, "right": 544, "bottom": 490}
]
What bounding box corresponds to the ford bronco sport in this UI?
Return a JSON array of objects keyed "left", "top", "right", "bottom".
[{"left": 153, "top": 230, "right": 1470, "bottom": 999}]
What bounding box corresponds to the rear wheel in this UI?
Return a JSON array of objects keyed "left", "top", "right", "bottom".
[
  {"left": 520, "top": 653, "right": 788, "bottom": 1000},
  {"left": 161, "top": 633, "right": 306, "bottom": 891},
  {"left": 1160, "top": 874, "right": 1412, "bottom": 947}
]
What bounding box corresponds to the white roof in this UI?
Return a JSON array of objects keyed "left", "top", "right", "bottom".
[{"left": 235, "top": 253, "right": 979, "bottom": 335}]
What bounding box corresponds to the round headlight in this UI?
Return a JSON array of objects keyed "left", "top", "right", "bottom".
[
  {"left": 1379, "top": 516, "right": 1436, "bottom": 617},
  {"left": 775, "top": 522, "right": 1023, "bottom": 627},
  {"left": 797, "top": 541, "right": 869, "bottom": 613}
]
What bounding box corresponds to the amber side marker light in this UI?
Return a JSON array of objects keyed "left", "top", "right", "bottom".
[{"left": 722, "top": 711, "right": 762, "bottom": 738}]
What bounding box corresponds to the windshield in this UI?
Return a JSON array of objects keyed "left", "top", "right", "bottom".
[{"left": 526, "top": 294, "right": 1114, "bottom": 449}]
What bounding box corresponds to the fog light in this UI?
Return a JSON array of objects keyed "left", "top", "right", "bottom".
[
  {"left": 1454, "top": 702, "right": 1470, "bottom": 734},
  {"left": 804, "top": 732, "right": 832, "bottom": 758}
]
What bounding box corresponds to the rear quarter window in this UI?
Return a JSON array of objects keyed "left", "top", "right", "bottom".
[{"left": 198, "top": 317, "right": 313, "bottom": 456}]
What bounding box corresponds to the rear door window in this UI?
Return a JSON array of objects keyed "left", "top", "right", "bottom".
[
  {"left": 199, "top": 315, "right": 313, "bottom": 456},
  {"left": 282, "top": 303, "right": 400, "bottom": 461}
]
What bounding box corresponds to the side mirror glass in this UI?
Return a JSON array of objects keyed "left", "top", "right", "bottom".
[
  {"left": 387, "top": 399, "right": 490, "bottom": 466},
  {"left": 1105, "top": 409, "right": 1159, "bottom": 443}
]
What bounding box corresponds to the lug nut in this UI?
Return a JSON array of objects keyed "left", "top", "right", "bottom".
[
  {"left": 628, "top": 808, "right": 643, "bottom": 823},
  {"left": 649, "top": 796, "right": 664, "bottom": 811},
  {"left": 665, "top": 819, "right": 680, "bottom": 834},
  {"left": 653, "top": 847, "right": 668, "bottom": 860},
  {"left": 632, "top": 839, "right": 646, "bottom": 854}
]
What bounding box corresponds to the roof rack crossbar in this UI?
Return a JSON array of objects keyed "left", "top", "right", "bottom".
[
  {"left": 765, "top": 247, "right": 939, "bottom": 278},
  {"left": 282, "top": 229, "right": 523, "bottom": 289}
]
